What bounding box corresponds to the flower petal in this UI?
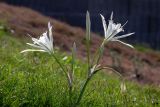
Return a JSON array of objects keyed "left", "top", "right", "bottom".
[
  {"left": 26, "top": 43, "right": 44, "bottom": 49},
  {"left": 110, "top": 12, "right": 113, "bottom": 20},
  {"left": 112, "top": 40, "right": 134, "bottom": 48},
  {"left": 48, "top": 22, "right": 53, "bottom": 48},
  {"left": 20, "top": 49, "right": 46, "bottom": 53},
  {"left": 106, "top": 20, "right": 114, "bottom": 39},
  {"left": 100, "top": 14, "right": 107, "bottom": 38},
  {"left": 32, "top": 34, "right": 51, "bottom": 52},
  {"left": 114, "top": 32, "right": 135, "bottom": 40}
]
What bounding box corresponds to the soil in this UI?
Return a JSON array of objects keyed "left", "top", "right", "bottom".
[{"left": 0, "top": 2, "right": 160, "bottom": 86}]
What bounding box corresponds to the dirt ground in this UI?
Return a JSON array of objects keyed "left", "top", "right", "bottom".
[{"left": 0, "top": 3, "right": 160, "bottom": 86}]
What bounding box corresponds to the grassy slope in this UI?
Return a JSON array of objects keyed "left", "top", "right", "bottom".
[{"left": 0, "top": 28, "right": 160, "bottom": 107}]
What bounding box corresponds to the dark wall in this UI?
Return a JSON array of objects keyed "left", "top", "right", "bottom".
[{"left": 5, "top": 0, "right": 160, "bottom": 49}]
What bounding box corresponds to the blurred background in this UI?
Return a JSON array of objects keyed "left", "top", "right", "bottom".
[
  {"left": 2, "top": 0, "right": 160, "bottom": 49},
  {"left": 1, "top": 0, "right": 160, "bottom": 49}
]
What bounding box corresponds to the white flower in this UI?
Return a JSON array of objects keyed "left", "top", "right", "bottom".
[
  {"left": 100, "top": 12, "right": 134, "bottom": 48},
  {"left": 21, "top": 22, "right": 54, "bottom": 54}
]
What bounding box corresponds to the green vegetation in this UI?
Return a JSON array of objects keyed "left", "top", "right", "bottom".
[
  {"left": 0, "top": 25, "right": 160, "bottom": 107},
  {"left": 134, "top": 44, "right": 153, "bottom": 52}
]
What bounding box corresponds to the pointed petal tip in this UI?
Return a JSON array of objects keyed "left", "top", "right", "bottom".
[
  {"left": 128, "top": 32, "right": 135, "bottom": 36},
  {"left": 100, "top": 14, "right": 104, "bottom": 18},
  {"left": 20, "top": 50, "right": 27, "bottom": 53},
  {"left": 122, "top": 21, "right": 128, "bottom": 27},
  {"left": 122, "top": 43, "right": 134, "bottom": 49},
  {"left": 113, "top": 40, "right": 134, "bottom": 49},
  {"left": 110, "top": 11, "right": 113, "bottom": 20}
]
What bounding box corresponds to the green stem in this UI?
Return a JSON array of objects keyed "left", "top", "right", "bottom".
[
  {"left": 69, "top": 86, "right": 72, "bottom": 106},
  {"left": 75, "top": 76, "right": 91, "bottom": 106},
  {"left": 75, "top": 40, "right": 106, "bottom": 106},
  {"left": 91, "top": 40, "right": 106, "bottom": 66},
  {"left": 52, "top": 54, "right": 67, "bottom": 76},
  {"left": 52, "top": 54, "right": 73, "bottom": 106},
  {"left": 95, "top": 40, "right": 105, "bottom": 65},
  {"left": 86, "top": 39, "right": 91, "bottom": 76}
]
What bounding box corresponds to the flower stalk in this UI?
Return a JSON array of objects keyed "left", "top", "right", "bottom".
[
  {"left": 75, "top": 76, "right": 91, "bottom": 106},
  {"left": 86, "top": 11, "right": 91, "bottom": 77},
  {"left": 53, "top": 54, "right": 74, "bottom": 106}
]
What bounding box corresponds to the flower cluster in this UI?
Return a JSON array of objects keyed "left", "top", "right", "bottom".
[{"left": 21, "top": 11, "right": 134, "bottom": 106}]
